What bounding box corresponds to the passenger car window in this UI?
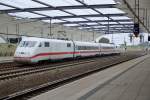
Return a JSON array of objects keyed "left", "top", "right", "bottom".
[
  {"left": 45, "top": 42, "right": 50, "bottom": 47},
  {"left": 67, "top": 43, "right": 71, "bottom": 47}
]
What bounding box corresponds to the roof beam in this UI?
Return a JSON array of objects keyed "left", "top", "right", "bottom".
[
  {"left": 75, "top": 0, "right": 122, "bottom": 24},
  {"left": 31, "top": 0, "right": 102, "bottom": 30},
  {"left": 0, "top": 0, "right": 133, "bottom": 33},
  {"left": 55, "top": 19, "right": 133, "bottom": 24},
  {"left": 122, "top": 0, "right": 150, "bottom": 33},
  {"left": 32, "top": 0, "right": 129, "bottom": 32},
  {"left": 31, "top": 13, "right": 127, "bottom": 20},
  {"left": 74, "top": 23, "right": 134, "bottom": 27},
  {"left": 85, "top": 28, "right": 133, "bottom": 32},
  {"left": 89, "top": 29, "right": 132, "bottom": 33},
  {"left": 74, "top": 0, "right": 131, "bottom": 30},
  {"left": 84, "top": 27, "right": 133, "bottom": 30},
  {"left": 96, "top": 29, "right": 133, "bottom": 31},
  {"left": 0, "top": 2, "right": 53, "bottom": 18},
  {"left": 102, "top": 23, "right": 134, "bottom": 26},
  {"left": 0, "top": 2, "right": 18, "bottom": 9},
  {"left": 0, "top": 4, "right": 116, "bottom": 13},
  {"left": 97, "top": 29, "right": 133, "bottom": 33},
  {"left": 81, "top": 26, "right": 133, "bottom": 29},
  {"left": 98, "top": 30, "right": 133, "bottom": 33}
]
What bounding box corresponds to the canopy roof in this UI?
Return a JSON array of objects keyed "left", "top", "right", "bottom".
[{"left": 0, "top": 0, "right": 134, "bottom": 33}]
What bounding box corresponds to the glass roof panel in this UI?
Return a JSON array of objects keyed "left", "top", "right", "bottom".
[
  {"left": 94, "top": 29, "right": 102, "bottom": 31},
  {"left": 93, "top": 26, "right": 106, "bottom": 28},
  {"left": 0, "top": 5, "right": 13, "bottom": 10},
  {"left": 125, "top": 24, "right": 134, "bottom": 26},
  {"left": 0, "top": 0, "right": 133, "bottom": 33},
  {"left": 37, "top": 0, "right": 82, "bottom": 6},
  {"left": 84, "top": 0, "right": 116, "bottom": 5},
  {"left": 79, "top": 22, "right": 96, "bottom": 25},
  {"left": 82, "top": 26, "right": 91, "bottom": 29},
  {"left": 64, "top": 23, "right": 79, "bottom": 26},
  {"left": 78, "top": 27, "right": 84, "bottom": 29},
  {"left": 111, "top": 16, "right": 131, "bottom": 20},
  {"left": 35, "top": 10, "right": 71, "bottom": 17},
  {"left": 65, "top": 9, "right": 98, "bottom": 15},
  {"left": 42, "top": 19, "right": 66, "bottom": 23},
  {"left": 63, "top": 18, "right": 87, "bottom": 21},
  {"left": 100, "top": 22, "right": 118, "bottom": 24},
  {"left": 87, "top": 17, "right": 108, "bottom": 20},
  {"left": 114, "top": 28, "right": 123, "bottom": 29},
  {"left": 96, "top": 8, "right": 125, "bottom": 14},
  {"left": 86, "top": 23, "right": 98, "bottom": 25},
  {"left": 119, "top": 22, "right": 134, "bottom": 24},
  {"left": 9, "top": 12, "right": 44, "bottom": 18},
  {"left": 0, "top": 0, "right": 46, "bottom": 8},
  {"left": 110, "top": 25, "right": 124, "bottom": 27}
]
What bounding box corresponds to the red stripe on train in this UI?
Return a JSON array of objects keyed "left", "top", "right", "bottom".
[
  {"left": 14, "top": 50, "right": 100, "bottom": 59},
  {"left": 31, "top": 51, "right": 79, "bottom": 58}
]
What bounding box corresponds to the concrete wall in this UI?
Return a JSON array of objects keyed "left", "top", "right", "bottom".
[{"left": 0, "top": 14, "right": 102, "bottom": 42}]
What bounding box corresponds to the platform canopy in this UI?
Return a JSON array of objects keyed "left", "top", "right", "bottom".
[{"left": 0, "top": 0, "right": 134, "bottom": 33}]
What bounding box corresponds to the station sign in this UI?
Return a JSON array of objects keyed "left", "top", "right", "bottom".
[
  {"left": 133, "top": 23, "right": 139, "bottom": 37},
  {"left": 148, "top": 35, "right": 150, "bottom": 41}
]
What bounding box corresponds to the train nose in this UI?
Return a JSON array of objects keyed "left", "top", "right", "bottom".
[
  {"left": 14, "top": 51, "right": 31, "bottom": 63},
  {"left": 13, "top": 57, "right": 31, "bottom": 63},
  {"left": 15, "top": 51, "right": 30, "bottom": 57}
]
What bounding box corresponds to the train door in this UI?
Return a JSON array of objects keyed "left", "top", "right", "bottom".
[
  {"left": 50, "top": 41, "right": 60, "bottom": 60},
  {"left": 72, "top": 40, "right": 76, "bottom": 58},
  {"left": 35, "top": 41, "right": 51, "bottom": 61}
]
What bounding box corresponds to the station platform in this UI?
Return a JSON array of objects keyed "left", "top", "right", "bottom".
[
  {"left": 29, "top": 54, "right": 150, "bottom": 100},
  {"left": 0, "top": 56, "right": 13, "bottom": 63}
]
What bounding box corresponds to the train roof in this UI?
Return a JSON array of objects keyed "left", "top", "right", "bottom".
[
  {"left": 21, "top": 37, "right": 115, "bottom": 46},
  {"left": 100, "top": 43, "right": 115, "bottom": 46},
  {"left": 21, "top": 37, "right": 98, "bottom": 44},
  {"left": 22, "top": 37, "right": 72, "bottom": 43}
]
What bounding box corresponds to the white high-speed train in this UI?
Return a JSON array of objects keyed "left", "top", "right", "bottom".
[{"left": 14, "top": 37, "right": 120, "bottom": 63}]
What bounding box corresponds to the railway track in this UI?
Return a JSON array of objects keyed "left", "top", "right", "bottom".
[
  {"left": 0, "top": 62, "right": 20, "bottom": 71},
  {"left": 0, "top": 55, "right": 120, "bottom": 81},
  {"left": 0, "top": 55, "right": 116, "bottom": 72},
  {"left": 0, "top": 57, "right": 101, "bottom": 72},
  {"left": 0, "top": 52, "right": 146, "bottom": 100},
  {"left": 0, "top": 51, "right": 145, "bottom": 72}
]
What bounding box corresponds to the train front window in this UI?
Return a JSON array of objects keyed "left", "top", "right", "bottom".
[
  {"left": 28, "top": 41, "right": 37, "bottom": 47},
  {"left": 19, "top": 41, "right": 37, "bottom": 47},
  {"left": 19, "top": 41, "right": 25, "bottom": 47}
]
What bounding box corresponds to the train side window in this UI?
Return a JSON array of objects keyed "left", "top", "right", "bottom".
[
  {"left": 45, "top": 42, "right": 50, "bottom": 47},
  {"left": 67, "top": 43, "right": 71, "bottom": 47}
]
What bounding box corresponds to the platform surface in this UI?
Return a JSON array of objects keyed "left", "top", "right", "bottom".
[
  {"left": 85, "top": 55, "right": 150, "bottom": 100},
  {"left": 29, "top": 54, "right": 150, "bottom": 100},
  {"left": 0, "top": 56, "right": 13, "bottom": 63}
]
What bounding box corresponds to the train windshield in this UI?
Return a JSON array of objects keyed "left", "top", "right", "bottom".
[{"left": 19, "top": 41, "right": 37, "bottom": 47}]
